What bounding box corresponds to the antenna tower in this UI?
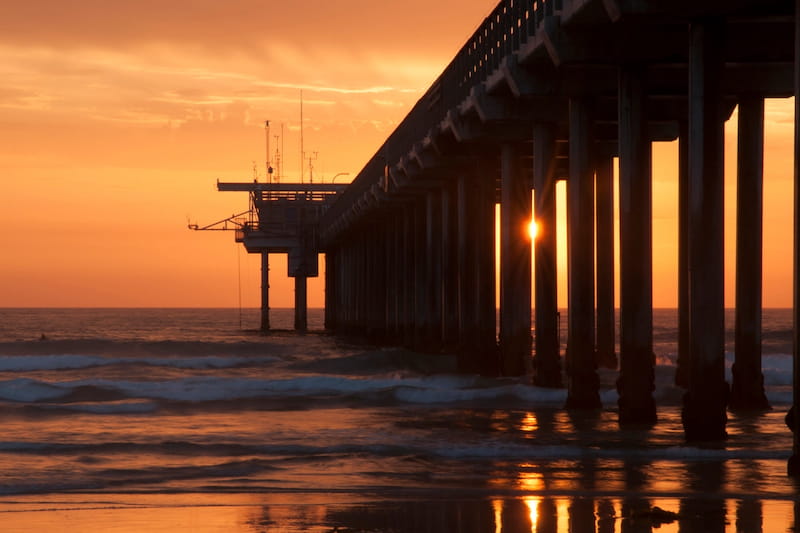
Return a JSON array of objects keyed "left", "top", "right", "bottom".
[
  {"left": 265, "top": 120, "right": 272, "bottom": 184},
  {"left": 300, "top": 90, "right": 304, "bottom": 184}
]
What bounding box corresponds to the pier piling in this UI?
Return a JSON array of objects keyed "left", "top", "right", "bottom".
[
  {"left": 566, "top": 97, "right": 601, "bottom": 409},
  {"left": 731, "top": 96, "right": 769, "bottom": 411},
  {"left": 532, "top": 123, "right": 562, "bottom": 388},
  {"left": 499, "top": 143, "right": 532, "bottom": 376},
  {"left": 617, "top": 64, "right": 656, "bottom": 426},
  {"left": 682, "top": 19, "right": 729, "bottom": 442}
]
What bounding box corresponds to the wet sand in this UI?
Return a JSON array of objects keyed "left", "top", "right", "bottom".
[{"left": 0, "top": 492, "right": 795, "bottom": 532}]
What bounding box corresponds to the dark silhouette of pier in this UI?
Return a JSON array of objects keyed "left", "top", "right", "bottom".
[
  {"left": 192, "top": 0, "right": 800, "bottom": 473},
  {"left": 313, "top": 0, "right": 800, "bottom": 467}
]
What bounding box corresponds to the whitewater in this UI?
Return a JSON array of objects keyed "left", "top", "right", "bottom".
[{"left": 0, "top": 307, "right": 797, "bottom": 532}]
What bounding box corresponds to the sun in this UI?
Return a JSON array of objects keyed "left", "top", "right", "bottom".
[{"left": 528, "top": 220, "right": 538, "bottom": 240}]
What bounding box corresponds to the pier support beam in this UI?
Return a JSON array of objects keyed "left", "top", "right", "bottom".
[
  {"left": 390, "top": 211, "right": 402, "bottom": 342},
  {"left": 413, "top": 202, "right": 430, "bottom": 352},
  {"left": 457, "top": 168, "right": 498, "bottom": 375},
  {"left": 442, "top": 182, "right": 460, "bottom": 350},
  {"left": 294, "top": 275, "right": 308, "bottom": 332},
  {"left": 500, "top": 143, "right": 532, "bottom": 376},
  {"left": 789, "top": 0, "right": 800, "bottom": 477},
  {"left": 414, "top": 201, "right": 429, "bottom": 350},
  {"left": 731, "top": 96, "right": 770, "bottom": 411},
  {"left": 427, "top": 191, "right": 444, "bottom": 351},
  {"left": 477, "top": 166, "right": 499, "bottom": 374},
  {"left": 566, "top": 97, "right": 601, "bottom": 409},
  {"left": 457, "top": 174, "right": 480, "bottom": 372},
  {"left": 595, "top": 152, "right": 617, "bottom": 370},
  {"left": 617, "top": 64, "right": 657, "bottom": 426},
  {"left": 384, "top": 214, "right": 397, "bottom": 342},
  {"left": 324, "top": 251, "right": 335, "bottom": 330},
  {"left": 533, "top": 123, "right": 562, "bottom": 387},
  {"left": 402, "top": 202, "right": 416, "bottom": 348},
  {"left": 682, "top": 19, "right": 728, "bottom": 441},
  {"left": 260, "top": 252, "right": 270, "bottom": 332},
  {"left": 676, "top": 123, "right": 690, "bottom": 388},
  {"left": 366, "top": 221, "right": 387, "bottom": 342}
]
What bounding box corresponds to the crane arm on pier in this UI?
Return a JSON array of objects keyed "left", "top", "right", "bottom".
[{"left": 187, "top": 209, "right": 253, "bottom": 232}]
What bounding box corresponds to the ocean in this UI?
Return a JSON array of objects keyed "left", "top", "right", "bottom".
[{"left": 0, "top": 307, "right": 796, "bottom": 532}]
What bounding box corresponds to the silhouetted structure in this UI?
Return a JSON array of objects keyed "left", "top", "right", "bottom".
[
  {"left": 316, "top": 0, "right": 799, "bottom": 461},
  {"left": 192, "top": 182, "right": 345, "bottom": 331}
]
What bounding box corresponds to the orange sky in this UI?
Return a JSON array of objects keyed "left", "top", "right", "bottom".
[{"left": 0, "top": 1, "right": 795, "bottom": 308}]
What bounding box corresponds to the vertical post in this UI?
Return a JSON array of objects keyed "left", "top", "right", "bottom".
[
  {"left": 617, "top": 64, "right": 656, "bottom": 426},
  {"left": 324, "top": 250, "right": 335, "bottom": 330},
  {"left": 682, "top": 19, "right": 728, "bottom": 442},
  {"left": 353, "top": 240, "right": 360, "bottom": 332},
  {"left": 294, "top": 275, "right": 308, "bottom": 332},
  {"left": 339, "top": 244, "right": 349, "bottom": 332},
  {"left": 364, "top": 226, "right": 375, "bottom": 338},
  {"left": 595, "top": 152, "right": 617, "bottom": 369},
  {"left": 731, "top": 96, "right": 769, "bottom": 411},
  {"left": 676, "top": 122, "right": 691, "bottom": 388},
  {"left": 427, "top": 190, "right": 444, "bottom": 351},
  {"left": 403, "top": 202, "right": 416, "bottom": 348},
  {"left": 390, "top": 211, "right": 401, "bottom": 341},
  {"left": 500, "top": 143, "right": 532, "bottom": 376},
  {"left": 350, "top": 240, "right": 359, "bottom": 332},
  {"left": 533, "top": 123, "right": 562, "bottom": 387},
  {"left": 457, "top": 174, "right": 480, "bottom": 372},
  {"left": 414, "top": 201, "right": 429, "bottom": 350},
  {"left": 396, "top": 208, "right": 408, "bottom": 342},
  {"left": 465, "top": 159, "right": 499, "bottom": 376},
  {"left": 789, "top": 0, "right": 800, "bottom": 477},
  {"left": 384, "top": 214, "right": 396, "bottom": 342},
  {"left": 442, "top": 181, "right": 460, "bottom": 350},
  {"left": 477, "top": 162, "right": 499, "bottom": 375},
  {"left": 354, "top": 232, "right": 364, "bottom": 331},
  {"left": 260, "top": 251, "right": 270, "bottom": 332},
  {"left": 566, "top": 97, "right": 601, "bottom": 408},
  {"left": 367, "top": 221, "right": 387, "bottom": 342}
]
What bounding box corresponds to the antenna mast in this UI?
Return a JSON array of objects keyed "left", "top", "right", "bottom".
[
  {"left": 274, "top": 134, "right": 281, "bottom": 182},
  {"left": 300, "top": 90, "right": 304, "bottom": 184},
  {"left": 265, "top": 120, "right": 272, "bottom": 184}
]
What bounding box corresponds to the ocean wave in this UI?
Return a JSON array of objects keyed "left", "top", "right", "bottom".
[
  {"left": 0, "top": 354, "right": 279, "bottom": 372},
  {"left": 0, "top": 338, "right": 292, "bottom": 358},
  {"left": 0, "top": 435, "right": 787, "bottom": 464},
  {"left": 0, "top": 375, "right": 580, "bottom": 408},
  {"left": 0, "top": 357, "right": 793, "bottom": 411}
]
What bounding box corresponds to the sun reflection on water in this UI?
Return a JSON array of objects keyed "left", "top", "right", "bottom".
[
  {"left": 524, "top": 498, "right": 540, "bottom": 531},
  {"left": 492, "top": 499, "right": 503, "bottom": 533},
  {"left": 520, "top": 412, "right": 539, "bottom": 433}
]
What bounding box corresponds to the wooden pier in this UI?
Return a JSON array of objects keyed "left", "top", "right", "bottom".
[{"left": 315, "top": 0, "right": 800, "bottom": 464}]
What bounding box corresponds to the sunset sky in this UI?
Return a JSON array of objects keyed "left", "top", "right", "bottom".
[{"left": 0, "top": 1, "right": 795, "bottom": 309}]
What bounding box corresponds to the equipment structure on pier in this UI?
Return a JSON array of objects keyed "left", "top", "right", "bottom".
[{"left": 191, "top": 181, "right": 346, "bottom": 332}]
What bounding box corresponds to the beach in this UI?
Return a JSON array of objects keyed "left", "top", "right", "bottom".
[{"left": 0, "top": 308, "right": 796, "bottom": 531}]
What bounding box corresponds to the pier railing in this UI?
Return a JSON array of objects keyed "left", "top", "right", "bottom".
[{"left": 323, "top": 0, "right": 562, "bottom": 230}]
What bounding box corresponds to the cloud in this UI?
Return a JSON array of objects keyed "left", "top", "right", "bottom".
[{"left": 0, "top": 0, "right": 493, "bottom": 58}]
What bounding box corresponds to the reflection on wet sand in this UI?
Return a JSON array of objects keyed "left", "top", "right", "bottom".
[
  {"left": 316, "top": 495, "right": 789, "bottom": 533},
  {"left": 0, "top": 487, "right": 791, "bottom": 532}
]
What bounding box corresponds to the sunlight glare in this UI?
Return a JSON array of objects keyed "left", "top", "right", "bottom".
[{"left": 528, "top": 220, "right": 538, "bottom": 240}]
